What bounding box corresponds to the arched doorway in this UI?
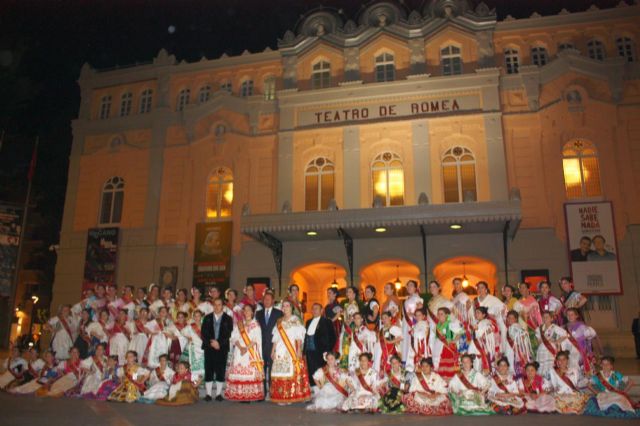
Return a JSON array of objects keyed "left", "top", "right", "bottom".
[
  {"left": 432, "top": 256, "right": 497, "bottom": 297},
  {"left": 290, "top": 262, "right": 347, "bottom": 320},
  {"left": 360, "top": 259, "right": 421, "bottom": 297}
]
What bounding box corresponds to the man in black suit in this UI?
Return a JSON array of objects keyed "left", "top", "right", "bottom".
[
  {"left": 201, "top": 297, "right": 233, "bottom": 401},
  {"left": 255, "top": 291, "right": 282, "bottom": 399},
  {"left": 633, "top": 311, "right": 640, "bottom": 359},
  {"left": 304, "top": 302, "right": 336, "bottom": 388}
]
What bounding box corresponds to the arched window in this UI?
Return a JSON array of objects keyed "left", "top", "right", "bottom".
[
  {"left": 99, "top": 95, "right": 111, "bottom": 120},
  {"left": 562, "top": 140, "right": 602, "bottom": 199},
  {"left": 372, "top": 152, "right": 404, "bottom": 206},
  {"left": 99, "top": 176, "right": 124, "bottom": 224},
  {"left": 304, "top": 157, "right": 335, "bottom": 211},
  {"left": 441, "top": 45, "right": 462, "bottom": 76},
  {"left": 587, "top": 39, "right": 606, "bottom": 61},
  {"left": 558, "top": 42, "right": 577, "bottom": 52},
  {"left": 240, "top": 79, "right": 254, "bottom": 97},
  {"left": 616, "top": 36, "right": 637, "bottom": 62},
  {"left": 504, "top": 48, "right": 519, "bottom": 74},
  {"left": 531, "top": 46, "right": 548, "bottom": 66},
  {"left": 139, "top": 89, "right": 153, "bottom": 114},
  {"left": 206, "top": 167, "right": 233, "bottom": 219},
  {"left": 177, "top": 88, "right": 190, "bottom": 111},
  {"left": 220, "top": 80, "right": 232, "bottom": 93},
  {"left": 198, "top": 85, "right": 212, "bottom": 103},
  {"left": 375, "top": 52, "right": 395, "bottom": 82},
  {"left": 263, "top": 76, "right": 276, "bottom": 100},
  {"left": 119, "top": 92, "right": 132, "bottom": 117},
  {"left": 442, "top": 146, "right": 476, "bottom": 203},
  {"left": 311, "top": 60, "right": 331, "bottom": 89}
]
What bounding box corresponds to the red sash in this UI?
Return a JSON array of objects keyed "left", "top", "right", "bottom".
[
  {"left": 142, "top": 320, "right": 164, "bottom": 365},
  {"left": 352, "top": 328, "right": 364, "bottom": 352},
  {"left": 93, "top": 357, "right": 104, "bottom": 375},
  {"left": 493, "top": 375, "right": 511, "bottom": 393},
  {"left": 112, "top": 322, "right": 130, "bottom": 340},
  {"left": 190, "top": 323, "right": 202, "bottom": 340},
  {"left": 457, "top": 372, "right": 482, "bottom": 392},
  {"left": 378, "top": 328, "right": 396, "bottom": 374},
  {"left": 472, "top": 328, "right": 490, "bottom": 371},
  {"left": 239, "top": 323, "right": 263, "bottom": 374},
  {"left": 403, "top": 301, "right": 417, "bottom": 327},
  {"left": 323, "top": 366, "right": 348, "bottom": 397},
  {"left": 389, "top": 372, "right": 403, "bottom": 388},
  {"left": 171, "top": 371, "right": 191, "bottom": 385},
  {"left": 125, "top": 366, "right": 146, "bottom": 391},
  {"left": 539, "top": 326, "right": 558, "bottom": 356},
  {"left": 65, "top": 360, "right": 81, "bottom": 379},
  {"left": 566, "top": 332, "right": 591, "bottom": 374},
  {"left": 155, "top": 367, "right": 165, "bottom": 382},
  {"left": 435, "top": 326, "right": 457, "bottom": 356},
  {"left": 417, "top": 372, "right": 435, "bottom": 394},
  {"left": 555, "top": 368, "right": 578, "bottom": 392},
  {"left": 135, "top": 320, "right": 146, "bottom": 333},
  {"left": 597, "top": 372, "right": 638, "bottom": 408},
  {"left": 59, "top": 316, "right": 74, "bottom": 339},
  {"left": 357, "top": 370, "right": 375, "bottom": 394},
  {"left": 507, "top": 332, "right": 529, "bottom": 368}
]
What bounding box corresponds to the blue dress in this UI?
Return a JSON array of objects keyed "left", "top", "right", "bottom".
[{"left": 584, "top": 371, "right": 639, "bottom": 418}]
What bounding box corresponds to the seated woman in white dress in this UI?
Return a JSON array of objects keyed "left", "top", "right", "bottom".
[
  {"left": 585, "top": 356, "right": 639, "bottom": 418},
  {"left": 77, "top": 343, "right": 109, "bottom": 397},
  {"left": 402, "top": 357, "right": 453, "bottom": 416},
  {"left": 517, "top": 361, "right": 556, "bottom": 413},
  {"left": 43, "top": 346, "right": 82, "bottom": 397},
  {"left": 548, "top": 350, "right": 589, "bottom": 415},
  {"left": 0, "top": 346, "right": 28, "bottom": 390},
  {"left": 448, "top": 354, "right": 494, "bottom": 416},
  {"left": 10, "top": 350, "right": 59, "bottom": 396},
  {"left": 487, "top": 357, "right": 526, "bottom": 415},
  {"left": 139, "top": 354, "right": 175, "bottom": 403},
  {"left": 128, "top": 307, "right": 149, "bottom": 362},
  {"left": 307, "top": 351, "right": 349, "bottom": 412},
  {"left": 342, "top": 352, "right": 383, "bottom": 413},
  {"left": 108, "top": 309, "right": 131, "bottom": 366}
]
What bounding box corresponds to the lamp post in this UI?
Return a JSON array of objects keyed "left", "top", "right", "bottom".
[{"left": 28, "top": 295, "right": 38, "bottom": 343}]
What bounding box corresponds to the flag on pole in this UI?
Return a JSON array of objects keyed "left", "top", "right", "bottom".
[{"left": 28, "top": 138, "right": 38, "bottom": 181}]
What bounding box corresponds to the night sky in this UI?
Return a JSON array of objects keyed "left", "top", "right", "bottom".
[{"left": 0, "top": 0, "right": 623, "bottom": 289}]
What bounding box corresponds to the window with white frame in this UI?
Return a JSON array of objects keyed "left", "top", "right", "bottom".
[
  {"left": 206, "top": 167, "right": 233, "bottom": 219},
  {"left": 220, "top": 80, "right": 232, "bottom": 93},
  {"left": 263, "top": 76, "right": 276, "bottom": 100},
  {"left": 442, "top": 146, "right": 477, "bottom": 203},
  {"left": 99, "top": 176, "right": 125, "bottom": 225},
  {"left": 375, "top": 52, "right": 395, "bottom": 82},
  {"left": 304, "top": 157, "right": 335, "bottom": 211},
  {"left": 562, "top": 139, "right": 602, "bottom": 199},
  {"left": 99, "top": 95, "right": 111, "bottom": 120},
  {"left": 587, "top": 39, "right": 606, "bottom": 61},
  {"left": 616, "top": 36, "right": 637, "bottom": 62},
  {"left": 372, "top": 152, "right": 404, "bottom": 206},
  {"left": 177, "top": 88, "right": 190, "bottom": 111},
  {"left": 504, "top": 48, "right": 519, "bottom": 74},
  {"left": 311, "top": 61, "right": 331, "bottom": 89},
  {"left": 441, "top": 45, "right": 462, "bottom": 76},
  {"left": 139, "top": 89, "right": 153, "bottom": 114},
  {"left": 240, "top": 79, "right": 254, "bottom": 97},
  {"left": 119, "top": 92, "right": 132, "bottom": 117},
  {"left": 531, "top": 46, "right": 548, "bottom": 66},
  {"left": 198, "top": 85, "right": 212, "bottom": 103}
]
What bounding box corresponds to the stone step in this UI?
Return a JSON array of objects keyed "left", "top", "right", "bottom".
[{"left": 595, "top": 331, "right": 636, "bottom": 358}]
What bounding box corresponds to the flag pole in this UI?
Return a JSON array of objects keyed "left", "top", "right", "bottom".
[{"left": 4, "top": 136, "right": 38, "bottom": 348}]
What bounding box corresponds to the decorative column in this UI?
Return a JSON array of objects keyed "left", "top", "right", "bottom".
[
  {"left": 411, "top": 120, "right": 431, "bottom": 201},
  {"left": 342, "top": 126, "right": 361, "bottom": 208},
  {"left": 276, "top": 131, "right": 294, "bottom": 209},
  {"left": 484, "top": 112, "right": 509, "bottom": 201}
]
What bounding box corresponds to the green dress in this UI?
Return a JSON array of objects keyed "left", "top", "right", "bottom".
[{"left": 379, "top": 369, "right": 407, "bottom": 414}]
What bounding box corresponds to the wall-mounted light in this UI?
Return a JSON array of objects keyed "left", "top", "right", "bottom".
[
  {"left": 375, "top": 227, "right": 387, "bottom": 233},
  {"left": 306, "top": 230, "right": 318, "bottom": 236},
  {"left": 450, "top": 224, "right": 462, "bottom": 230}
]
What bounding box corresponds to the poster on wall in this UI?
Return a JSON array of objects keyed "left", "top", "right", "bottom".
[
  {"left": 193, "top": 221, "right": 232, "bottom": 290},
  {"left": 520, "top": 269, "right": 550, "bottom": 294},
  {"left": 82, "top": 227, "right": 120, "bottom": 296},
  {"left": 246, "top": 277, "right": 271, "bottom": 302},
  {"left": 159, "top": 266, "right": 178, "bottom": 292},
  {"left": 564, "top": 201, "right": 622, "bottom": 295},
  {"left": 0, "top": 205, "right": 23, "bottom": 297}
]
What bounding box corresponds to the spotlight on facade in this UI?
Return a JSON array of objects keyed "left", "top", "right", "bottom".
[
  {"left": 375, "top": 227, "right": 387, "bottom": 233},
  {"left": 306, "top": 231, "right": 318, "bottom": 236},
  {"left": 450, "top": 224, "right": 462, "bottom": 230}
]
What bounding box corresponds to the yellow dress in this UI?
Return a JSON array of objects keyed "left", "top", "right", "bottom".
[{"left": 107, "top": 365, "right": 148, "bottom": 403}]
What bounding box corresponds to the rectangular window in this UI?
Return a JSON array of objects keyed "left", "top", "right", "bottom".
[
  {"left": 112, "top": 191, "right": 124, "bottom": 223},
  {"left": 100, "top": 193, "right": 112, "bottom": 224},
  {"left": 582, "top": 157, "right": 602, "bottom": 197},
  {"left": 305, "top": 175, "right": 319, "bottom": 211},
  {"left": 460, "top": 164, "right": 477, "bottom": 201},
  {"left": 562, "top": 158, "right": 583, "bottom": 199},
  {"left": 320, "top": 172, "right": 334, "bottom": 210},
  {"left": 443, "top": 166, "right": 459, "bottom": 203}
]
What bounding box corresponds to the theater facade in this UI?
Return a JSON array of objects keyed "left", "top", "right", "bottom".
[{"left": 53, "top": 1, "right": 640, "bottom": 355}]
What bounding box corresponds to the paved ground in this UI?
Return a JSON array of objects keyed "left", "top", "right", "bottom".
[{"left": 0, "top": 392, "right": 637, "bottom": 426}]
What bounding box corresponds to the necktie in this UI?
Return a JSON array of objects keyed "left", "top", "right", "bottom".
[{"left": 265, "top": 309, "right": 270, "bottom": 324}]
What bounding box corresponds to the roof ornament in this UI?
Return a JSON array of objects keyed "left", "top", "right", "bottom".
[
  {"left": 283, "top": 30, "right": 295, "bottom": 42},
  {"left": 558, "top": 8, "right": 570, "bottom": 15},
  {"left": 343, "top": 19, "right": 357, "bottom": 33},
  {"left": 418, "top": 193, "right": 429, "bottom": 205},
  {"left": 530, "top": 12, "right": 542, "bottom": 18},
  {"left": 474, "top": 2, "right": 492, "bottom": 17},
  {"left": 407, "top": 10, "right": 422, "bottom": 25}
]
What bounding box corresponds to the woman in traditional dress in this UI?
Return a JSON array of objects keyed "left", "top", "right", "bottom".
[
  {"left": 139, "top": 354, "right": 175, "bottom": 403},
  {"left": 156, "top": 361, "right": 201, "bottom": 406},
  {"left": 403, "top": 357, "right": 453, "bottom": 416},
  {"left": 10, "top": 348, "right": 44, "bottom": 390},
  {"left": 585, "top": 356, "right": 639, "bottom": 418},
  {"left": 425, "top": 281, "right": 452, "bottom": 368},
  {"left": 548, "top": 350, "right": 589, "bottom": 414},
  {"left": 44, "top": 346, "right": 82, "bottom": 397},
  {"left": 401, "top": 280, "right": 423, "bottom": 367},
  {"left": 270, "top": 299, "right": 311, "bottom": 404},
  {"left": 339, "top": 286, "right": 361, "bottom": 369},
  {"left": 75, "top": 343, "right": 108, "bottom": 397},
  {"left": 379, "top": 355, "right": 408, "bottom": 413},
  {"left": 472, "top": 282, "right": 506, "bottom": 353},
  {"left": 380, "top": 282, "right": 401, "bottom": 326},
  {"left": 171, "top": 288, "right": 190, "bottom": 320},
  {"left": 87, "top": 309, "right": 110, "bottom": 354},
  {"left": 149, "top": 287, "right": 175, "bottom": 319},
  {"left": 324, "top": 287, "right": 343, "bottom": 352},
  {"left": 517, "top": 361, "right": 556, "bottom": 413},
  {"left": 108, "top": 309, "right": 131, "bottom": 366},
  {"left": 377, "top": 311, "right": 403, "bottom": 375},
  {"left": 451, "top": 277, "right": 472, "bottom": 353},
  {"left": 513, "top": 282, "right": 541, "bottom": 352},
  {"left": 468, "top": 307, "right": 500, "bottom": 374},
  {"left": 181, "top": 309, "right": 205, "bottom": 380},
  {"left": 342, "top": 352, "right": 382, "bottom": 413},
  {"left": 108, "top": 350, "right": 149, "bottom": 403},
  {"left": 225, "top": 304, "right": 265, "bottom": 402},
  {"left": 559, "top": 277, "right": 588, "bottom": 324},
  {"left": 535, "top": 310, "right": 571, "bottom": 378},
  {"left": 433, "top": 307, "right": 464, "bottom": 380},
  {"left": 363, "top": 285, "right": 380, "bottom": 331},
  {"left": 504, "top": 311, "right": 533, "bottom": 379},
  {"left": 283, "top": 284, "right": 306, "bottom": 322},
  {"left": 306, "top": 351, "right": 349, "bottom": 412},
  {"left": 565, "top": 308, "right": 597, "bottom": 375},
  {"left": 448, "top": 354, "right": 494, "bottom": 415},
  {"left": 166, "top": 311, "right": 188, "bottom": 367},
  {"left": 488, "top": 357, "right": 526, "bottom": 415},
  {"left": 409, "top": 308, "right": 430, "bottom": 372},
  {"left": 128, "top": 307, "right": 149, "bottom": 361},
  {"left": 501, "top": 285, "right": 518, "bottom": 311},
  {"left": 344, "top": 312, "right": 377, "bottom": 373},
  {"left": 46, "top": 304, "right": 78, "bottom": 362},
  {"left": 224, "top": 288, "right": 243, "bottom": 323},
  {"left": 10, "top": 350, "right": 58, "bottom": 396},
  {"left": 239, "top": 283, "right": 261, "bottom": 311},
  {"left": 537, "top": 281, "right": 562, "bottom": 325},
  {"left": 143, "top": 306, "right": 171, "bottom": 368},
  {"left": 74, "top": 309, "right": 93, "bottom": 359},
  {"left": 85, "top": 356, "right": 120, "bottom": 401},
  {"left": 0, "top": 346, "right": 27, "bottom": 390}
]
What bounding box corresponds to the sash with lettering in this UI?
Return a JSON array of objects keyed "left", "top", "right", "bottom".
[
  {"left": 357, "top": 370, "right": 375, "bottom": 394},
  {"left": 276, "top": 319, "right": 301, "bottom": 374},
  {"left": 566, "top": 332, "right": 591, "bottom": 374},
  {"left": 417, "top": 372, "right": 435, "bottom": 394},
  {"left": 239, "top": 322, "right": 264, "bottom": 374},
  {"left": 539, "top": 326, "right": 558, "bottom": 357},
  {"left": 323, "top": 366, "right": 348, "bottom": 397},
  {"left": 597, "top": 372, "right": 639, "bottom": 409},
  {"left": 142, "top": 319, "right": 165, "bottom": 366},
  {"left": 457, "top": 371, "right": 482, "bottom": 392},
  {"left": 555, "top": 368, "right": 578, "bottom": 392},
  {"left": 125, "top": 366, "right": 146, "bottom": 392}
]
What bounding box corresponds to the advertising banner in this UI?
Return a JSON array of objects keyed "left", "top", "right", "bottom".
[
  {"left": 193, "top": 221, "right": 232, "bottom": 290},
  {"left": 0, "top": 205, "right": 22, "bottom": 297},
  {"left": 82, "top": 227, "right": 119, "bottom": 295}
]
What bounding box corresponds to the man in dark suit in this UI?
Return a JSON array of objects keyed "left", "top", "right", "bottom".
[
  {"left": 255, "top": 291, "right": 282, "bottom": 399},
  {"left": 304, "top": 302, "right": 336, "bottom": 387},
  {"left": 201, "top": 297, "right": 233, "bottom": 401}
]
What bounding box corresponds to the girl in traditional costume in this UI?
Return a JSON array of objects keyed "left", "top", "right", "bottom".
[
  {"left": 306, "top": 351, "right": 349, "bottom": 412},
  {"left": 537, "top": 281, "right": 562, "bottom": 325},
  {"left": 108, "top": 350, "right": 149, "bottom": 403},
  {"left": 156, "top": 361, "right": 201, "bottom": 406},
  {"left": 565, "top": 308, "right": 597, "bottom": 375},
  {"left": 171, "top": 288, "right": 190, "bottom": 320},
  {"left": 283, "top": 284, "right": 306, "bottom": 322},
  {"left": 377, "top": 311, "right": 403, "bottom": 375},
  {"left": 342, "top": 352, "right": 382, "bottom": 413},
  {"left": 448, "top": 354, "right": 494, "bottom": 415},
  {"left": 225, "top": 304, "right": 265, "bottom": 402},
  {"left": 472, "top": 282, "right": 506, "bottom": 354},
  {"left": 44, "top": 346, "right": 82, "bottom": 397},
  {"left": 270, "top": 300, "right": 311, "bottom": 404},
  {"left": 70, "top": 343, "right": 108, "bottom": 397},
  {"left": 501, "top": 285, "right": 518, "bottom": 311},
  {"left": 324, "top": 287, "right": 343, "bottom": 352},
  {"left": 86, "top": 356, "right": 120, "bottom": 401},
  {"left": 517, "top": 361, "right": 556, "bottom": 413},
  {"left": 403, "top": 357, "right": 453, "bottom": 416},
  {"left": 513, "top": 282, "right": 541, "bottom": 352},
  {"left": 338, "top": 286, "right": 361, "bottom": 369},
  {"left": 379, "top": 355, "right": 408, "bottom": 413},
  {"left": 433, "top": 307, "right": 463, "bottom": 380},
  {"left": 74, "top": 309, "right": 93, "bottom": 358},
  {"left": 128, "top": 307, "right": 149, "bottom": 362},
  {"left": 143, "top": 306, "right": 171, "bottom": 368},
  {"left": 504, "top": 310, "right": 533, "bottom": 379},
  {"left": 451, "top": 277, "right": 472, "bottom": 353},
  {"left": 108, "top": 309, "right": 131, "bottom": 366},
  {"left": 488, "top": 357, "right": 526, "bottom": 415},
  {"left": 345, "top": 312, "right": 377, "bottom": 373},
  {"left": 46, "top": 304, "right": 78, "bottom": 362},
  {"left": 363, "top": 285, "right": 380, "bottom": 331},
  {"left": 166, "top": 311, "right": 188, "bottom": 367},
  {"left": 401, "top": 280, "right": 423, "bottom": 367},
  {"left": 86, "top": 309, "right": 110, "bottom": 354},
  {"left": 0, "top": 346, "right": 27, "bottom": 390},
  {"left": 535, "top": 310, "right": 571, "bottom": 378},
  {"left": 585, "top": 356, "right": 639, "bottom": 418},
  {"left": 224, "top": 288, "right": 243, "bottom": 323},
  {"left": 139, "top": 354, "right": 174, "bottom": 403},
  {"left": 181, "top": 309, "right": 205, "bottom": 380},
  {"left": 468, "top": 306, "right": 500, "bottom": 374},
  {"left": 380, "top": 282, "right": 401, "bottom": 326},
  {"left": 10, "top": 350, "right": 58, "bottom": 396},
  {"left": 548, "top": 350, "right": 589, "bottom": 414},
  {"left": 409, "top": 308, "right": 430, "bottom": 373}
]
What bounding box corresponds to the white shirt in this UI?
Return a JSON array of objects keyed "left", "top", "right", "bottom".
[{"left": 307, "top": 316, "right": 321, "bottom": 336}]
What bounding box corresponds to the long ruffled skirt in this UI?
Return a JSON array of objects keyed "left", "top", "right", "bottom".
[
  {"left": 402, "top": 392, "right": 453, "bottom": 416},
  {"left": 155, "top": 382, "right": 199, "bottom": 406},
  {"left": 270, "top": 362, "right": 311, "bottom": 404},
  {"left": 107, "top": 380, "right": 143, "bottom": 403},
  {"left": 583, "top": 394, "right": 640, "bottom": 418},
  {"left": 554, "top": 392, "right": 589, "bottom": 415},
  {"left": 449, "top": 391, "right": 495, "bottom": 416}
]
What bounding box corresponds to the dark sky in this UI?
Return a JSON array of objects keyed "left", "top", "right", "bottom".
[{"left": 0, "top": 0, "right": 623, "bottom": 278}]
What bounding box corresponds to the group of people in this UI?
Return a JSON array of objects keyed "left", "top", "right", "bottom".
[{"left": 0, "top": 277, "right": 638, "bottom": 418}]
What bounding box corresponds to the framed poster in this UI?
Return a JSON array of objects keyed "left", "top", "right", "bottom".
[
  {"left": 159, "top": 266, "right": 178, "bottom": 291},
  {"left": 0, "top": 205, "right": 22, "bottom": 297},
  {"left": 246, "top": 277, "right": 270, "bottom": 302},
  {"left": 193, "top": 221, "right": 232, "bottom": 290},
  {"left": 520, "top": 269, "right": 549, "bottom": 294},
  {"left": 564, "top": 201, "right": 622, "bottom": 295},
  {"left": 82, "top": 227, "right": 119, "bottom": 295}
]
